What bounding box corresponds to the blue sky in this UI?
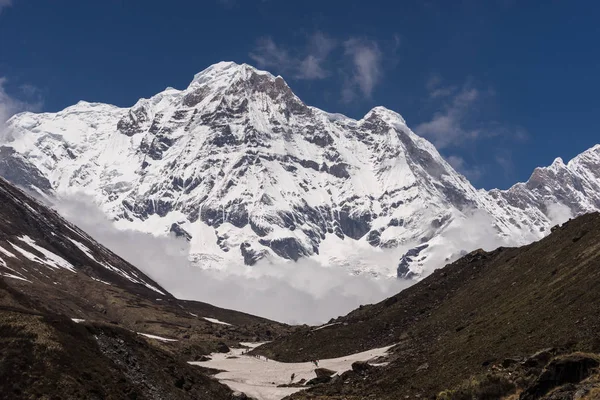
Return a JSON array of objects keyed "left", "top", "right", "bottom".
[{"left": 0, "top": 0, "right": 598, "bottom": 189}]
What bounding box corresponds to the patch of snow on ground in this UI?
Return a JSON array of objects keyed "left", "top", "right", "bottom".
[
  {"left": 13, "top": 236, "right": 77, "bottom": 272},
  {"left": 203, "top": 317, "right": 233, "bottom": 326},
  {"left": 142, "top": 282, "right": 166, "bottom": 296},
  {"left": 1, "top": 273, "right": 32, "bottom": 283},
  {"left": 189, "top": 343, "right": 394, "bottom": 400},
  {"left": 68, "top": 238, "right": 101, "bottom": 262},
  {"left": 71, "top": 318, "right": 85, "bottom": 323},
  {"left": 137, "top": 332, "right": 178, "bottom": 342},
  {"left": 91, "top": 277, "right": 111, "bottom": 285},
  {"left": 312, "top": 322, "right": 341, "bottom": 331},
  {"left": 0, "top": 245, "right": 17, "bottom": 259}
]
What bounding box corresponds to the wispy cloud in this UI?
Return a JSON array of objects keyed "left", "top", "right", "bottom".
[
  {"left": 0, "top": 0, "right": 12, "bottom": 15},
  {"left": 426, "top": 73, "right": 457, "bottom": 99},
  {"left": 249, "top": 32, "right": 337, "bottom": 81},
  {"left": 419, "top": 74, "right": 528, "bottom": 183},
  {"left": 495, "top": 153, "right": 515, "bottom": 175},
  {"left": 248, "top": 37, "right": 291, "bottom": 70},
  {"left": 417, "top": 75, "right": 527, "bottom": 149},
  {"left": 342, "top": 38, "right": 382, "bottom": 101},
  {"left": 52, "top": 194, "right": 409, "bottom": 324},
  {"left": 0, "top": 77, "right": 42, "bottom": 142},
  {"left": 446, "top": 154, "right": 484, "bottom": 181},
  {"left": 249, "top": 32, "right": 391, "bottom": 102},
  {"left": 296, "top": 32, "right": 337, "bottom": 80},
  {"left": 415, "top": 80, "right": 482, "bottom": 149}
]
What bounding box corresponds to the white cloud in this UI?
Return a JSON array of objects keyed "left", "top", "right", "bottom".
[
  {"left": 0, "top": 77, "right": 42, "bottom": 142},
  {"left": 343, "top": 38, "right": 382, "bottom": 100},
  {"left": 446, "top": 155, "right": 484, "bottom": 181},
  {"left": 249, "top": 32, "right": 336, "bottom": 81},
  {"left": 418, "top": 76, "right": 528, "bottom": 152},
  {"left": 0, "top": 0, "right": 12, "bottom": 15},
  {"left": 495, "top": 153, "right": 515, "bottom": 175},
  {"left": 296, "top": 32, "right": 336, "bottom": 80},
  {"left": 426, "top": 74, "right": 457, "bottom": 99},
  {"left": 415, "top": 82, "right": 482, "bottom": 149},
  {"left": 248, "top": 37, "right": 291, "bottom": 70},
  {"left": 249, "top": 33, "right": 390, "bottom": 101},
  {"left": 51, "top": 194, "right": 409, "bottom": 325},
  {"left": 546, "top": 202, "right": 573, "bottom": 226}
]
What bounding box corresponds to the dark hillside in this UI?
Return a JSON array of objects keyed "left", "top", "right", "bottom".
[
  {"left": 255, "top": 213, "right": 600, "bottom": 399},
  {"left": 0, "top": 177, "right": 291, "bottom": 399}
]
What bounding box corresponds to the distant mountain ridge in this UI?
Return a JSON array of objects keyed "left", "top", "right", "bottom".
[{"left": 2, "top": 61, "right": 599, "bottom": 278}]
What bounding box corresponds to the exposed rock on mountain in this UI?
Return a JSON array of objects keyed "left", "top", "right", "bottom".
[{"left": 2, "top": 62, "right": 599, "bottom": 278}]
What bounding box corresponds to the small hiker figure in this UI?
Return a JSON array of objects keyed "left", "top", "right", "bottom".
[
  {"left": 312, "top": 360, "right": 319, "bottom": 367},
  {"left": 290, "top": 373, "right": 295, "bottom": 382}
]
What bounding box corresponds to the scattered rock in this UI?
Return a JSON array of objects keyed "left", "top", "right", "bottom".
[
  {"left": 352, "top": 361, "right": 373, "bottom": 374},
  {"left": 314, "top": 368, "right": 337, "bottom": 378},
  {"left": 502, "top": 357, "right": 522, "bottom": 368},
  {"left": 417, "top": 363, "right": 429, "bottom": 372},
  {"left": 216, "top": 342, "right": 230, "bottom": 353},
  {"left": 306, "top": 376, "right": 332, "bottom": 385},
  {"left": 523, "top": 348, "right": 555, "bottom": 368}
]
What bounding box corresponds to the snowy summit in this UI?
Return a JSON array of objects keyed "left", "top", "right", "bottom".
[{"left": 3, "top": 62, "right": 600, "bottom": 278}]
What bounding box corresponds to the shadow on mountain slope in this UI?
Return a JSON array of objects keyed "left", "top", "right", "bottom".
[{"left": 254, "top": 212, "right": 600, "bottom": 399}]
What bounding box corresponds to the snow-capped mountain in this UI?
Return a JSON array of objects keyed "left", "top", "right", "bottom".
[{"left": 2, "top": 62, "right": 599, "bottom": 278}]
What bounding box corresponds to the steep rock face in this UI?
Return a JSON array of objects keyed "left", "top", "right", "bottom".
[{"left": 2, "top": 62, "right": 599, "bottom": 277}]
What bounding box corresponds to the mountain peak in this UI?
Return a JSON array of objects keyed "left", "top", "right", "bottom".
[
  {"left": 362, "top": 106, "right": 407, "bottom": 126},
  {"left": 549, "top": 157, "right": 566, "bottom": 170},
  {"left": 4, "top": 61, "right": 600, "bottom": 280},
  {"left": 189, "top": 61, "right": 276, "bottom": 88}
]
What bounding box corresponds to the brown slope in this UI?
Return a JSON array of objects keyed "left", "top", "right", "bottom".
[
  {"left": 0, "top": 177, "right": 292, "bottom": 399},
  {"left": 0, "top": 176, "right": 290, "bottom": 344},
  {"left": 255, "top": 212, "right": 600, "bottom": 399},
  {"left": 0, "top": 278, "right": 234, "bottom": 400}
]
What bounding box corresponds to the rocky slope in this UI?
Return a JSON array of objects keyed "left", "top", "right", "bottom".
[
  {"left": 253, "top": 212, "right": 600, "bottom": 399},
  {"left": 0, "top": 176, "right": 290, "bottom": 399},
  {"left": 2, "top": 61, "right": 599, "bottom": 278}
]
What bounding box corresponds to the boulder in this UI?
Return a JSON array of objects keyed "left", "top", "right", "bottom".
[
  {"left": 522, "top": 348, "right": 555, "bottom": 368},
  {"left": 306, "top": 376, "right": 332, "bottom": 385},
  {"left": 314, "top": 368, "right": 336, "bottom": 378},
  {"left": 501, "top": 357, "right": 522, "bottom": 368},
  {"left": 216, "top": 342, "right": 230, "bottom": 353},
  {"left": 352, "top": 361, "right": 373, "bottom": 374}
]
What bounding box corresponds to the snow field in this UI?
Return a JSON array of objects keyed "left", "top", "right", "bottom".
[{"left": 189, "top": 343, "right": 394, "bottom": 400}]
